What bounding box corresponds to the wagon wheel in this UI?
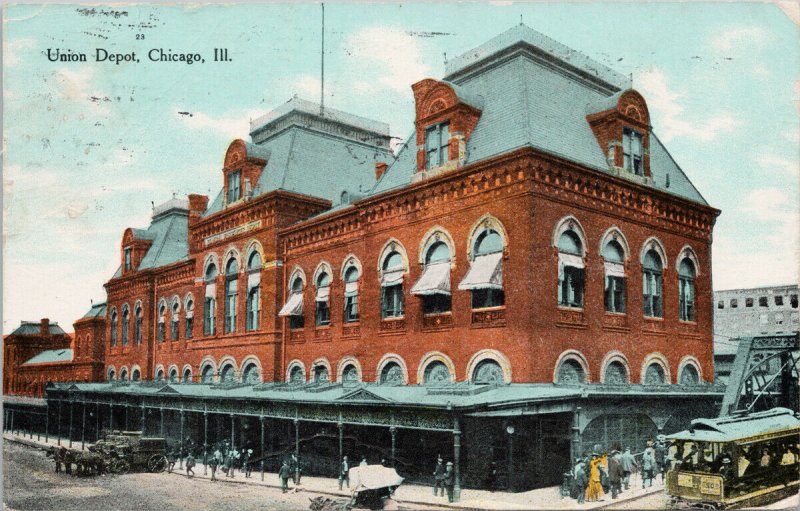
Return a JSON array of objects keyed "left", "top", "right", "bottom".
[
  {"left": 111, "top": 459, "right": 130, "bottom": 475},
  {"left": 148, "top": 454, "right": 168, "bottom": 473}
]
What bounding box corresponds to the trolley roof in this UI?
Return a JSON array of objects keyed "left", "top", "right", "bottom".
[{"left": 667, "top": 407, "right": 800, "bottom": 444}]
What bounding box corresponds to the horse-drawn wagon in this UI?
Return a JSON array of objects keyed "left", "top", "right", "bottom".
[{"left": 48, "top": 430, "right": 168, "bottom": 476}]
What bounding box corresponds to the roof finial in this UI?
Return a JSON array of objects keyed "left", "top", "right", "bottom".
[
  {"left": 629, "top": 72, "right": 633, "bottom": 89},
  {"left": 520, "top": 14, "right": 523, "bottom": 25},
  {"left": 443, "top": 52, "right": 447, "bottom": 65}
]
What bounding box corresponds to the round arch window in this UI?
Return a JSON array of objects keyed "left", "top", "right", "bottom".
[
  {"left": 200, "top": 365, "right": 214, "bottom": 383},
  {"left": 604, "top": 361, "right": 628, "bottom": 384},
  {"left": 423, "top": 361, "right": 451, "bottom": 385},
  {"left": 342, "top": 364, "right": 359, "bottom": 383},
  {"left": 289, "top": 365, "right": 305, "bottom": 384},
  {"left": 242, "top": 363, "right": 260, "bottom": 383},
  {"left": 380, "top": 362, "right": 404, "bottom": 385},
  {"left": 472, "top": 359, "right": 503, "bottom": 384},
  {"left": 219, "top": 364, "right": 236, "bottom": 383},
  {"left": 679, "top": 364, "right": 700, "bottom": 385},
  {"left": 644, "top": 363, "right": 666, "bottom": 385},
  {"left": 556, "top": 359, "right": 585, "bottom": 384}
]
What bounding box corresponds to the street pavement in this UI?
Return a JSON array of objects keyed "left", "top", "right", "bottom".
[{"left": 3, "top": 432, "right": 668, "bottom": 510}]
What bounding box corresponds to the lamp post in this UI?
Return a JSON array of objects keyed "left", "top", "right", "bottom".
[{"left": 506, "top": 424, "right": 515, "bottom": 492}]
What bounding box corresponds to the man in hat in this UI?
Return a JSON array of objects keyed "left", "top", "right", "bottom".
[
  {"left": 655, "top": 435, "right": 667, "bottom": 483},
  {"left": 279, "top": 460, "right": 292, "bottom": 493},
  {"left": 573, "top": 458, "right": 588, "bottom": 504},
  {"left": 339, "top": 455, "right": 350, "bottom": 490},
  {"left": 433, "top": 455, "right": 446, "bottom": 496},
  {"left": 209, "top": 450, "right": 219, "bottom": 481},
  {"left": 607, "top": 450, "right": 623, "bottom": 499},
  {"left": 620, "top": 446, "right": 637, "bottom": 490},
  {"left": 642, "top": 447, "right": 656, "bottom": 488},
  {"left": 185, "top": 451, "right": 196, "bottom": 478},
  {"left": 444, "top": 461, "right": 455, "bottom": 503},
  {"left": 243, "top": 448, "right": 252, "bottom": 478}
]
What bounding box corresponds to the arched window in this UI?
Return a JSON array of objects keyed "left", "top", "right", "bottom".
[
  {"left": 157, "top": 301, "right": 166, "bottom": 342},
  {"left": 459, "top": 229, "right": 504, "bottom": 309},
  {"left": 120, "top": 368, "right": 129, "bottom": 382},
  {"left": 604, "top": 361, "right": 629, "bottom": 384},
  {"left": 110, "top": 309, "right": 118, "bottom": 347},
  {"left": 643, "top": 250, "right": 663, "bottom": 318},
  {"left": 200, "top": 365, "right": 214, "bottom": 384},
  {"left": 343, "top": 266, "right": 360, "bottom": 323},
  {"left": 132, "top": 368, "right": 141, "bottom": 382},
  {"left": 280, "top": 274, "right": 305, "bottom": 329},
  {"left": 121, "top": 306, "right": 130, "bottom": 346},
  {"left": 644, "top": 363, "right": 666, "bottom": 385},
  {"left": 472, "top": 359, "right": 504, "bottom": 384},
  {"left": 679, "top": 364, "right": 700, "bottom": 385},
  {"left": 412, "top": 241, "right": 451, "bottom": 314},
  {"left": 342, "top": 364, "right": 359, "bottom": 383},
  {"left": 204, "top": 263, "right": 218, "bottom": 336},
  {"left": 679, "top": 259, "right": 696, "bottom": 321},
  {"left": 224, "top": 258, "right": 239, "bottom": 333},
  {"left": 380, "top": 362, "right": 404, "bottom": 385},
  {"left": 171, "top": 300, "right": 180, "bottom": 341},
  {"left": 313, "top": 364, "right": 329, "bottom": 383},
  {"left": 246, "top": 251, "right": 261, "bottom": 331},
  {"left": 108, "top": 368, "right": 116, "bottom": 382},
  {"left": 134, "top": 304, "right": 142, "bottom": 345},
  {"left": 381, "top": 250, "right": 405, "bottom": 318},
  {"left": 242, "top": 362, "right": 260, "bottom": 383},
  {"left": 603, "top": 240, "right": 626, "bottom": 313},
  {"left": 556, "top": 359, "right": 586, "bottom": 384},
  {"left": 184, "top": 297, "right": 194, "bottom": 339},
  {"left": 315, "top": 271, "right": 331, "bottom": 326},
  {"left": 557, "top": 231, "right": 585, "bottom": 308},
  {"left": 219, "top": 364, "right": 236, "bottom": 383},
  {"left": 183, "top": 367, "right": 192, "bottom": 383},
  {"left": 289, "top": 365, "right": 305, "bottom": 384},
  {"left": 155, "top": 368, "right": 165, "bottom": 382},
  {"left": 423, "top": 361, "right": 451, "bottom": 385}
]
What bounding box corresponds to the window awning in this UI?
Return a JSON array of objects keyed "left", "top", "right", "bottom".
[
  {"left": 558, "top": 253, "right": 584, "bottom": 269},
  {"left": 344, "top": 281, "right": 358, "bottom": 297},
  {"left": 205, "top": 282, "right": 216, "bottom": 299},
  {"left": 316, "top": 286, "right": 330, "bottom": 302},
  {"left": 458, "top": 252, "right": 503, "bottom": 290},
  {"left": 278, "top": 292, "right": 303, "bottom": 317},
  {"left": 604, "top": 261, "right": 625, "bottom": 278},
  {"left": 247, "top": 272, "right": 260, "bottom": 290},
  {"left": 411, "top": 262, "right": 451, "bottom": 296},
  {"left": 381, "top": 269, "right": 404, "bottom": 287}
]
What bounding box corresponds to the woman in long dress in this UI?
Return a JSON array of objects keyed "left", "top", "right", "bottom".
[{"left": 586, "top": 454, "right": 605, "bottom": 502}]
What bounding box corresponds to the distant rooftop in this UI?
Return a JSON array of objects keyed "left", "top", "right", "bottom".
[
  {"left": 83, "top": 302, "right": 107, "bottom": 319},
  {"left": 22, "top": 348, "right": 73, "bottom": 365},
  {"left": 249, "top": 96, "right": 391, "bottom": 138},
  {"left": 10, "top": 320, "right": 67, "bottom": 336},
  {"left": 715, "top": 284, "right": 799, "bottom": 295},
  {"left": 152, "top": 197, "right": 189, "bottom": 219}
]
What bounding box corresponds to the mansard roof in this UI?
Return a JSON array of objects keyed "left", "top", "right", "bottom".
[
  {"left": 10, "top": 321, "right": 67, "bottom": 336},
  {"left": 371, "top": 24, "right": 708, "bottom": 206},
  {"left": 82, "top": 302, "right": 107, "bottom": 319}
]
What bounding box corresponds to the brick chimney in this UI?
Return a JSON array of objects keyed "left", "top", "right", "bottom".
[
  {"left": 188, "top": 194, "right": 209, "bottom": 223},
  {"left": 40, "top": 318, "right": 50, "bottom": 336},
  {"left": 375, "top": 162, "right": 388, "bottom": 181}
]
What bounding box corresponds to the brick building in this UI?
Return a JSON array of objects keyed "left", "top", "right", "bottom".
[{"left": 16, "top": 25, "right": 726, "bottom": 494}]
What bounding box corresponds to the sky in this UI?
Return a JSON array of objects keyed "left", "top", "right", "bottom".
[{"left": 3, "top": 2, "right": 799, "bottom": 334}]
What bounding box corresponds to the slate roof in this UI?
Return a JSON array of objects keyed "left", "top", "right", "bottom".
[
  {"left": 370, "top": 24, "right": 708, "bottom": 206},
  {"left": 82, "top": 302, "right": 107, "bottom": 319},
  {"left": 10, "top": 322, "right": 67, "bottom": 336},
  {"left": 22, "top": 348, "right": 73, "bottom": 365},
  {"left": 204, "top": 106, "right": 392, "bottom": 217}
]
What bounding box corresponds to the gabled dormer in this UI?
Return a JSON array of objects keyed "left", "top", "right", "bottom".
[
  {"left": 121, "top": 228, "right": 154, "bottom": 275},
  {"left": 586, "top": 89, "right": 652, "bottom": 183},
  {"left": 222, "top": 139, "right": 268, "bottom": 209},
  {"left": 411, "top": 79, "right": 482, "bottom": 182}
]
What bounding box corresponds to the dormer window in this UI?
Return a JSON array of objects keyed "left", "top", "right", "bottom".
[
  {"left": 227, "top": 170, "right": 241, "bottom": 203},
  {"left": 425, "top": 122, "right": 449, "bottom": 169},
  {"left": 622, "top": 128, "right": 643, "bottom": 176},
  {"left": 124, "top": 247, "right": 132, "bottom": 271}
]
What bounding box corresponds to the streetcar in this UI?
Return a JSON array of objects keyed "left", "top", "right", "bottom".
[{"left": 665, "top": 407, "right": 799, "bottom": 509}]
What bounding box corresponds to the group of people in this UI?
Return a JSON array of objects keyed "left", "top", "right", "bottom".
[
  {"left": 432, "top": 455, "right": 457, "bottom": 502},
  {"left": 571, "top": 437, "right": 669, "bottom": 504},
  {"left": 208, "top": 442, "right": 254, "bottom": 481},
  {"left": 277, "top": 454, "right": 304, "bottom": 493}
]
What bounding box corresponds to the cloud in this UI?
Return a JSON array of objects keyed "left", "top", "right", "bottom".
[
  {"left": 637, "top": 67, "right": 743, "bottom": 142},
  {"left": 291, "top": 75, "right": 322, "bottom": 99},
  {"left": 711, "top": 26, "right": 766, "bottom": 52},
  {"left": 176, "top": 109, "right": 260, "bottom": 140},
  {"left": 741, "top": 187, "right": 800, "bottom": 247},
  {"left": 757, "top": 155, "right": 799, "bottom": 177},
  {"left": 344, "top": 27, "right": 431, "bottom": 96},
  {"left": 52, "top": 68, "right": 101, "bottom": 101},
  {"left": 776, "top": 1, "right": 800, "bottom": 25},
  {"left": 3, "top": 37, "right": 36, "bottom": 67}
]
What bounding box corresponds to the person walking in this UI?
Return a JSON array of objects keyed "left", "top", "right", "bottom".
[
  {"left": 642, "top": 448, "right": 655, "bottom": 488},
  {"left": 573, "top": 459, "right": 588, "bottom": 504},
  {"left": 290, "top": 453, "right": 302, "bottom": 485},
  {"left": 444, "top": 461, "right": 455, "bottom": 503},
  {"left": 608, "top": 451, "right": 623, "bottom": 499},
  {"left": 243, "top": 449, "right": 252, "bottom": 478},
  {"left": 359, "top": 455, "right": 368, "bottom": 467},
  {"left": 185, "top": 452, "right": 195, "bottom": 478},
  {"left": 279, "top": 460, "right": 292, "bottom": 493},
  {"left": 209, "top": 451, "right": 219, "bottom": 481},
  {"left": 585, "top": 453, "right": 604, "bottom": 502},
  {"left": 655, "top": 436, "right": 667, "bottom": 483},
  {"left": 620, "top": 446, "right": 636, "bottom": 490},
  {"left": 167, "top": 449, "right": 177, "bottom": 473},
  {"left": 485, "top": 461, "right": 498, "bottom": 492},
  {"left": 433, "top": 455, "right": 446, "bottom": 496},
  {"left": 339, "top": 455, "right": 350, "bottom": 490}
]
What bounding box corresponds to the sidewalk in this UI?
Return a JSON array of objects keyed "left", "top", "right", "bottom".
[{"left": 3, "top": 432, "right": 666, "bottom": 510}]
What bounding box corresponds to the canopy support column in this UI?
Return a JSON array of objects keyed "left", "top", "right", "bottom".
[
  {"left": 68, "top": 399, "right": 74, "bottom": 448},
  {"left": 294, "top": 419, "right": 300, "bottom": 484},
  {"left": 203, "top": 411, "right": 209, "bottom": 475},
  {"left": 390, "top": 426, "right": 397, "bottom": 467},
  {"left": 179, "top": 409, "right": 185, "bottom": 469},
  {"left": 260, "top": 416, "right": 266, "bottom": 481},
  {"left": 453, "top": 417, "right": 461, "bottom": 503},
  {"left": 57, "top": 399, "right": 62, "bottom": 446},
  {"left": 81, "top": 401, "right": 86, "bottom": 450},
  {"left": 44, "top": 401, "right": 49, "bottom": 443}
]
